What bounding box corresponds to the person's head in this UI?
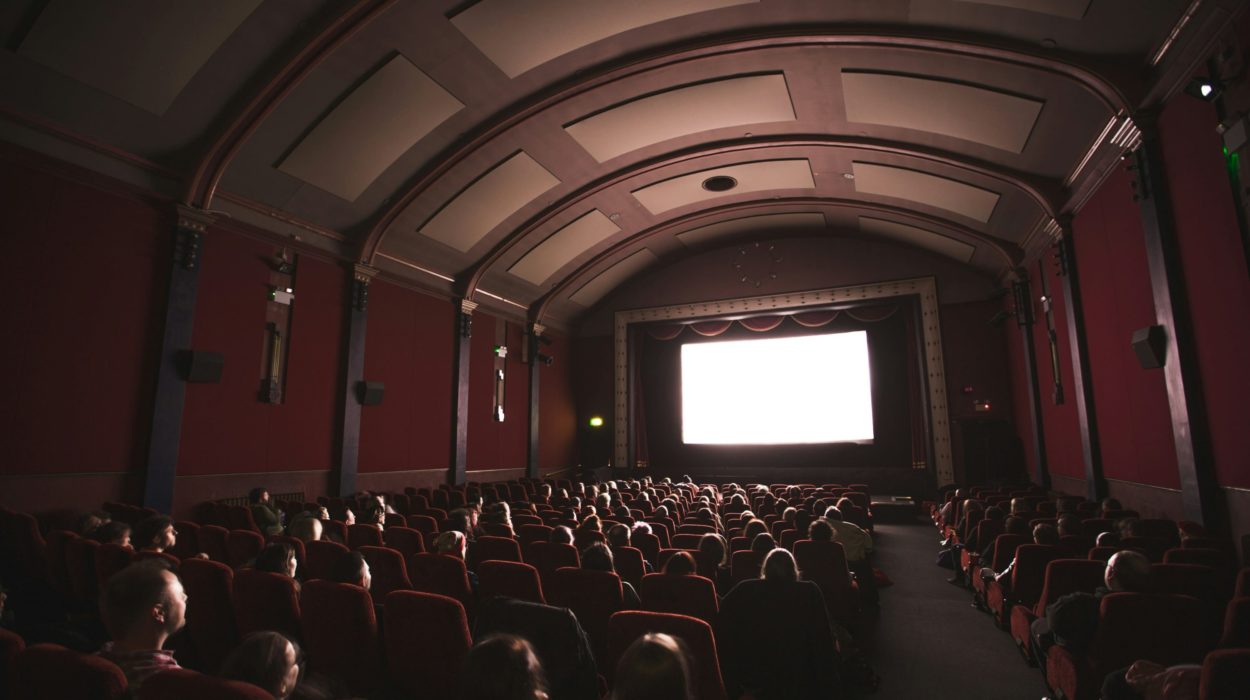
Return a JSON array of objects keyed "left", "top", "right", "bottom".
[
  {"left": 93, "top": 521, "right": 132, "bottom": 548},
  {"left": 551, "top": 526, "right": 574, "bottom": 545},
  {"left": 610, "top": 632, "right": 693, "bottom": 700},
  {"left": 1057, "top": 515, "right": 1081, "bottom": 538},
  {"left": 449, "top": 508, "right": 473, "bottom": 536},
  {"left": 750, "top": 532, "right": 776, "bottom": 557},
  {"left": 808, "top": 519, "right": 834, "bottom": 542},
  {"left": 363, "top": 504, "right": 386, "bottom": 528},
  {"left": 984, "top": 506, "right": 1005, "bottom": 521},
  {"left": 435, "top": 530, "right": 468, "bottom": 559},
  {"left": 221, "top": 631, "right": 303, "bottom": 700},
  {"left": 288, "top": 516, "right": 322, "bottom": 543},
  {"left": 459, "top": 634, "right": 549, "bottom": 700},
  {"left": 539, "top": 484, "right": 552, "bottom": 498},
  {"left": 1032, "top": 523, "right": 1059, "bottom": 546},
  {"left": 342, "top": 507, "right": 356, "bottom": 526},
  {"left": 1055, "top": 497, "right": 1076, "bottom": 515},
  {"left": 1117, "top": 517, "right": 1143, "bottom": 539},
  {"left": 781, "top": 507, "right": 797, "bottom": 523},
  {"left": 595, "top": 493, "right": 611, "bottom": 510},
  {"left": 580, "top": 514, "right": 602, "bottom": 533},
  {"left": 580, "top": 542, "right": 615, "bottom": 573},
  {"left": 761, "top": 548, "right": 799, "bottom": 583},
  {"left": 133, "top": 515, "right": 176, "bottom": 552},
  {"left": 256, "top": 543, "right": 298, "bottom": 579},
  {"left": 99, "top": 560, "right": 186, "bottom": 644},
  {"left": 78, "top": 511, "right": 109, "bottom": 535},
  {"left": 835, "top": 497, "right": 854, "bottom": 512},
  {"left": 1100, "top": 497, "right": 1122, "bottom": 514},
  {"left": 331, "top": 551, "right": 371, "bottom": 590},
  {"left": 607, "top": 524, "right": 631, "bottom": 548},
  {"left": 1095, "top": 530, "right": 1119, "bottom": 547},
  {"left": 1004, "top": 516, "right": 1029, "bottom": 537},
  {"left": 631, "top": 521, "right": 652, "bottom": 537},
  {"left": 743, "top": 518, "right": 767, "bottom": 540},
  {"left": 663, "top": 551, "right": 697, "bottom": 576},
  {"left": 1009, "top": 497, "right": 1028, "bottom": 515},
  {"left": 698, "top": 533, "right": 728, "bottom": 567},
  {"left": 249, "top": 487, "right": 270, "bottom": 505},
  {"left": 964, "top": 499, "right": 984, "bottom": 515},
  {"left": 823, "top": 506, "right": 843, "bottom": 522},
  {"left": 1105, "top": 550, "right": 1151, "bottom": 592}
]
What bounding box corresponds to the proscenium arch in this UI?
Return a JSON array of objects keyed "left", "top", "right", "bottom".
[
  {"left": 612, "top": 276, "right": 955, "bottom": 484},
  {"left": 529, "top": 196, "right": 1022, "bottom": 324},
  {"left": 458, "top": 134, "right": 1057, "bottom": 300},
  {"left": 358, "top": 30, "right": 1131, "bottom": 263}
]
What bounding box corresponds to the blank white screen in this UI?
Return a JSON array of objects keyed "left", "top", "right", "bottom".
[{"left": 681, "top": 331, "right": 874, "bottom": 445}]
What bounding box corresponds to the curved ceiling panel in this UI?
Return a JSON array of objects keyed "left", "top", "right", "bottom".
[
  {"left": 570, "top": 248, "right": 659, "bottom": 308},
  {"left": 955, "top": 0, "right": 1091, "bottom": 19},
  {"left": 841, "top": 71, "right": 1043, "bottom": 153},
  {"left": 450, "top": 0, "right": 758, "bottom": 78},
  {"left": 419, "top": 152, "right": 560, "bottom": 252},
  {"left": 565, "top": 73, "right": 795, "bottom": 162},
  {"left": 676, "top": 212, "right": 827, "bottom": 248},
  {"left": 851, "top": 162, "right": 1000, "bottom": 223},
  {"left": 633, "top": 159, "right": 815, "bottom": 215},
  {"left": 509, "top": 209, "right": 620, "bottom": 286},
  {"left": 278, "top": 54, "right": 464, "bottom": 201},
  {"left": 859, "top": 216, "right": 976, "bottom": 263}
]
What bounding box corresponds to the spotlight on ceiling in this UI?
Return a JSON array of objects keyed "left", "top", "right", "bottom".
[
  {"left": 1184, "top": 77, "right": 1223, "bottom": 102},
  {"left": 701, "top": 175, "right": 738, "bottom": 192}
]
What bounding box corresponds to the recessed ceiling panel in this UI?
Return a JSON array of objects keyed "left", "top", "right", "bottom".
[
  {"left": 842, "top": 71, "right": 1043, "bottom": 153},
  {"left": 953, "top": 0, "right": 1091, "bottom": 19},
  {"left": 420, "top": 152, "right": 560, "bottom": 252},
  {"left": 851, "top": 162, "right": 1000, "bottom": 223},
  {"left": 18, "top": 0, "right": 261, "bottom": 115},
  {"left": 677, "top": 212, "right": 826, "bottom": 247},
  {"left": 279, "top": 55, "right": 464, "bottom": 202},
  {"left": 566, "top": 74, "right": 795, "bottom": 162},
  {"left": 633, "top": 160, "right": 815, "bottom": 215},
  {"left": 510, "top": 210, "right": 621, "bottom": 285},
  {"left": 859, "top": 217, "right": 976, "bottom": 263},
  {"left": 569, "top": 249, "right": 659, "bottom": 307},
  {"left": 451, "top": 0, "right": 758, "bottom": 78}
]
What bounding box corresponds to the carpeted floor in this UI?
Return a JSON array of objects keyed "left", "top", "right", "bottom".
[{"left": 850, "top": 522, "right": 1050, "bottom": 699}]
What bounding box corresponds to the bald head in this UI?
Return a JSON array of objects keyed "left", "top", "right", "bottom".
[{"left": 1106, "top": 550, "right": 1151, "bottom": 592}]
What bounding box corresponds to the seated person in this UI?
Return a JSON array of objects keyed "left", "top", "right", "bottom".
[
  {"left": 97, "top": 560, "right": 186, "bottom": 693},
  {"left": 550, "top": 526, "right": 575, "bottom": 545},
  {"left": 980, "top": 523, "right": 1059, "bottom": 594},
  {"left": 132, "top": 515, "right": 206, "bottom": 559},
  {"left": 610, "top": 632, "right": 694, "bottom": 700},
  {"left": 696, "top": 533, "right": 732, "bottom": 593},
  {"left": 92, "top": 521, "right": 133, "bottom": 549},
  {"left": 249, "top": 487, "right": 285, "bottom": 536},
  {"left": 473, "top": 597, "right": 597, "bottom": 700},
  {"left": 663, "top": 551, "right": 697, "bottom": 576},
  {"left": 435, "top": 530, "right": 478, "bottom": 593},
  {"left": 287, "top": 514, "right": 322, "bottom": 543},
  {"left": 1031, "top": 549, "right": 1151, "bottom": 667},
  {"left": 459, "top": 633, "right": 550, "bottom": 700},
  {"left": 580, "top": 542, "right": 640, "bottom": 609},
  {"left": 255, "top": 543, "right": 300, "bottom": 589},
  {"left": 220, "top": 631, "right": 305, "bottom": 700},
  {"left": 750, "top": 532, "right": 776, "bottom": 558},
  {"left": 330, "top": 551, "right": 372, "bottom": 590}
]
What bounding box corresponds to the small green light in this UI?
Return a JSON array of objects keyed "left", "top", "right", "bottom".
[{"left": 588, "top": 416, "right": 604, "bottom": 428}]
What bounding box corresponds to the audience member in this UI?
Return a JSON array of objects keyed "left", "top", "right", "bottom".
[
  {"left": 1031, "top": 549, "right": 1151, "bottom": 667},
  {"left": 133, "top": 516, "right": 178, "bottom": 554},
  {"left": 92, "top": 521, "right": 133, "bottom": 548},
  {"left": 288, "top": 515, "right": 322, "bottom": 543},
  {"left": 696, "top": 533, "right": 731, "bottom": 593},
  {"left": 459, "top": 633, "right": 550, "bottom": 700},
  {"left": 473, "top": 597, "right": 598, "bottom": 700},
  {"left": 580, "top": 542, "right": 640, "bottom": 608},
  {"left": 1100, "top": 497, "right": 1123, "bottom": 517},
  {"left": 742, "top": 519, "right": 767, "bottom": 541},
  {"left": 78, "top": 511, "right": 111, "bottom": 536},
  {"left": 256, "top": 543, "right": 299, "bottom": 587},
  {"left": 609, "top": 633, "right": 694, "bottom": 700},
  {"left": 663, "top": 551, "right": 697, "bottom": 576},
  {"left": 606, "top": 524, "right": 631, "bottom": 548},
  {"left": 550, "top": 526, "right": 574, "bottom": 545},
  {"left": 97, "top": 560, "right": 186, "bottom": 693},
  {"left": 330, "top": 551, "right": 371, "bottom": 590},
  {"left": 436, "top": 530, "right": 479, "bottom": 592},
  {"left": 249, "top": 487, "right": 285, "bottom": 536},
  {"left": 221, "top": 631, "right": 304, "bottom": 700},
  {"left": 749, "top": 532, "right": 776, "bottom": 558}
]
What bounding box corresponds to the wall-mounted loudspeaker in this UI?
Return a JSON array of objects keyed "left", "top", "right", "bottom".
[
  {"left": 179, "top": 350, "right": 224, "bottom": 383},
  {"left": 356, "top": 380, "right": 385, "bottom": 406},
  {"left": 1130, "top": 325, "right": 1167, "bottom": 369}
]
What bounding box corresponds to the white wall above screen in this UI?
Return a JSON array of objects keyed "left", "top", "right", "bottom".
[{"left": 681, "top": 332, "right": 874, "bottom": 445}]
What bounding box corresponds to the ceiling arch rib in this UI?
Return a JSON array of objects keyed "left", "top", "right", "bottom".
[{"left": 359, "top": 30, "right": 1130, "bottom": 262}]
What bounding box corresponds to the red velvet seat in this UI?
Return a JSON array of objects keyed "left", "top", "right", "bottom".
[
  {"left": 1237, "top": 568, "right": 1250, "bottom": 598},
  {"left": 638, "top": 573, "right": 718, "bottom": 625},
  {"left": 232, "top": 569, "right": 301, "bottom": 640},
  {"left": 611, "top": 546, "right": 647, "bottom": 589},
  {"left": 1139, "top": 519, "right": 1180, "bottom": 546},
  {"left": 303, "top": 539, "right": 348, "bottom": 581},
  {"left": 139, "top": 669, "right": 272, "bottom": 699},
  {"left": 1081, "top": 518, "right": 1115, "bottom": 538},
  {"left": 383, "top": 526, "right": 425, "bottom": 560},
  {"left": 1219, "top": 596, "right": 1250, "bottom": 648},
  {"left": 385, "top": 591, "right": 472, "bottom": 699},
  {"left": 172, "top": 521, "right": 202, "bottom": 560},
  {"left": 0, "top": 627, "right": 26, "bottom": 697},
  {"left": 11, "top": 644, "right": 127, "bottom": 700},
  {"left": 1200, "top": 648, "right": 1250, "bottom": 700},
  {"left": 179, "top": 558, "right": 239, "bottom": 674},
  {"left": 606, "top": 611, "right": 727, "bottom": 700},
  {"left": 728, "top": 536, "right": 750, "bottom": 552},
  {"left": 301, "top": 580, "right": 381, "bottom": 696},
  {"left": 1119, "top": 536, "right": 1168, "bottom": 562},
  {"left": 405, "top": 514, "right": 439, "bottom": 540},
  {"left": 526, "top": 541, "right": 580, "bottom": 588},
  {"left": 478, "top": 560, "right": 546, "bottom": 604},
  {"left": 226, "top": 529, "right": 265, "bottom": 569},
  {"left": 226, "top": 505, "right": 260, "bottom": 534},
  {"left": 793, "top": 539, "right": 858, "bottom": 625},
  {"left": 516, "top": 523, "right": 553, "bottom": 545},
  {"left": 408, "top": 553, "right": 475, "bottom": 616},
  {"left": 197, "top": 524, "right": 230, "bottom": 564},
  {"left": 321, "top": 519, "right": 348, "bottom": 544},
  {"left": 135, "top": 550, "right": 180, "bottom": 567},
  {"left": 573, "top": 529, "right": 607, "bottom": 551},
  {"left": 973, "top": 534, "right": 1029, "bottom": 598},
  {"left": 43, "top": 529, "right": 77, "bottom": 598},
  {"left": 986, "top": 544, "right": 1066, "bottom": 627},
  {"left": 94, "top": 542, "right": 135, "bottom": 588},
  {"left": 780, "top": 529, "right": 802, "bottom": 551},
  {"left": 1010, "top": 559, "right": 1105, "bottom": 663},
  {"left": 546, "top": 567, "right": 625, "bottom": 663},
  {"left": 474, "top": 535, "right": 523, "bottom": 566},
  {"left": 677, "top": 523, "right": 715, "bottom": 535},
  {"left": 64, "top": 536, "right": 100, "bottom": 605},
  {"left": 346, "top": 524, "right": 383, "bottom": 550},
  {"left": 962, "top": 519, "right": 1005, "bottom": 574},
  {"left": 631, "top": 532, "right": 661, "bottom": 567},
  {"left": 383, "top": 512, "right": 407, "bottom": 529},
  {"left": 730, "top": 550, "right": 763, "bottom": 584},
  {"left": 358, "top": 545, "right": 412, "bottom": 599}
]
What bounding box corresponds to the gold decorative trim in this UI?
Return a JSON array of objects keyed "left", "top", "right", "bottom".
[
  {"left": 460, "top": 299, "right": 479, "bottom": 315},
  {"left": 353, "top": 263, "right": 379, "bottom": 283},
  {"left": 613, "top": 276, "right": 954, "bottom": 484},
  {"left": 176, "top": 204, "right": 214, "bottom": 232}
]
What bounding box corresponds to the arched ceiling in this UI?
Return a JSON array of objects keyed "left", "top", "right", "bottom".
[{"left": 1, "top": 0, "right": 1237, "bottom": 328}]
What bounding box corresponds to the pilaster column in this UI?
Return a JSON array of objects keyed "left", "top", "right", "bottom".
[
  {"left": 337, "top": 264, "right": 376, "bottom": 497},
  {"left": 1012, "top": 274, "right": 1050, "bottom": 489},
  {"left": 526, "top": 323, "right": 545, "bottom": 479},
  {"left": 451, "top": 299, "right": 476, "bottom": 486}
]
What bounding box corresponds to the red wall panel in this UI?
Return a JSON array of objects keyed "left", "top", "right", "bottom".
[
  {"left": 1072, "top": 166, "right": 1179, "bottom": 488},
  {"left": 358, "top": 281, "right": 454, "bottom": 472},
  {"left": 940, "top": 300, "right": 1019, "bottom": 482},
  {"left": 1160, "top": 95, "right": 1250, "bottom": 488},
  {"left": 0, "top": 163, "right": 168, "bottom": 477},
  {"left": 539, "top": 331, "right": 577, "bottom": 471}
]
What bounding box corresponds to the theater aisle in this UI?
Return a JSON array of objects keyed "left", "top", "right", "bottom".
[{"left": 853, "top": 522, "right": 1050, "bottom": 699}]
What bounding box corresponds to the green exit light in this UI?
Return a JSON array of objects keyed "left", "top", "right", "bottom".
[{"left": 588, "top": 416, "right": 604, "bottom": 428}]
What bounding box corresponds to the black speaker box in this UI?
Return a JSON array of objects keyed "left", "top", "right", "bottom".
[
  {"left": 1131, "top": 325, "right": 1167, "bottom": 369},
  {"left": 179, "top": 350, "right": 224, "bottom": 383},
  {"left": 357, "top": 380, "right": 385, "bottom": 406}
]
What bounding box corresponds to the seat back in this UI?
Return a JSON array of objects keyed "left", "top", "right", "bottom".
[
  {"left": 179, "top": 558, "right": 239, "bottom": 673},
  {"left": 225, "top": 530, "right": 265, "bottom": 569},
  {"left": 527, "top": 541, "right": 580, "bottom": 588},
  {"left": 0, "top": 627, "right": 26, "bottom": 697},
  {"left": 988, "top": 534, "right": 1030, "bottom": 572},
  {"left": 197, "top": 525, "right": 230, "bottom": 564},
  {"left": 611, "top": 546, "right": 647, "bottom": 589},
  {"left": 546, "top": 567, "right": 624, "bottom": 663},
  {"left": 516, "top": 523, "right": 553, "bottom": 545},
  {"left": 382, "top": 527, "right": 425, "bottom": 560},
  {"left": 385, "top": 591, "right": 471, "bottom": 698},
  {"left": 94, "top": 543, "right": 136, "bottom": 588},
  {"left": 478, "top": 560, "right": 545, "bottom": 604},
  {"left": 1218, "top": 596, "right": 1250, "bottom": 648},
  {"left": 172, "top": 521, "right": 202, "bottom": 561},
  {"left": 405, "top": 514, "right": 438, "bottom": 540},
  {"left": 474, "top": 535, "right": 523, "bottom": 566},
  {"left": 1033, "top": 559, "right": 1107, "bottom": 617},
  {"left": 573, "top": 529, "right": 606, "bottom": 551},
  {"left": 1094, "top": 593, "right": 1210, "bottom": 674},
  {"left": 606, "top": 611, "right": 727, "bottom": 700},
  {"left": 730, "top": 550, "right": 763, "bottom": 584},
  {"left": 11, "top": 643, "right": 127, "bottom": 700},
  {"left": 139, "top": 669, "right": 272, "bottom": 699},
  {"left": 64, "top": 536, "right": 100, "bottom": 604},
  {"left": 44, "top": 530, "right": 78, "bottom": 596},
  {"left": 225, "top": 505, "right": 260, "bottom": 533},
  {"left": 638, "top": 573, "right": 718, "bottom": 625},
  {"left": 631, "top": 532, "right": 661, "bottom": 567},
  {"left": 793, "top": 539, "right": 858, "bottom": 624},
  {"left": 303, "top": 540, "right": 348, "bottom": 581},
  {"left": 408, "top": 553, "right": 475, "bottom": 615},
  {"left": 1200, "top": 648, "right": 1250, "bottom": 700},
  {"left": 358, "top": 545, "right": 412, "bottom": 598},
  {"left": 1008, "top": 545, "right": 1067, "bottom": 609},
  {"left": 347, "top": 524, "right": 383, "bottom": 550},
  {"left": 232, "top": 569, "right": 301, "bottom": 640},
  {"left": 301, "top": 580, "right": 380, "bottom": 695},
  {"left": 266, "top": 535, "right": 306, "bottom": 569}
]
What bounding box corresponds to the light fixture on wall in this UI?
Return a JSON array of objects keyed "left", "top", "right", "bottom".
[{"left": 1184, "top": 76, "right": 1224, "bottom": 101}]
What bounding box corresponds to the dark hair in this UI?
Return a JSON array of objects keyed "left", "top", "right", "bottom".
[
  {"left": 1004, "top": 516, "right": 1029, "bottom": 536},
  {"left": 808, "top": 519, "right": 833, "bottom": 541},
  {"left": 823, "top": 506, "right": 843, "bottom": 522},
  {"left": 984, "top": 506, "right": 1005, "bottom": 521},
  {"left": 256, "top": 543, "right": 296, "bottom": 576},
  {"left": 663, "top": 551, "right": 697, "bottom": 576},
  {"left": 551, "top": 526, "right": 574, "bottom": 545},
  {"left": 610, "top": 633, "right": 694, "bottom": 700},
  {"left": 697, "top": 533, "right": 728, "bottom": 568},
  {"left": 448, "top": 508, "right": 472, "bottom": 535},
  {"left": 743, "top": 519, "right": 767, "bottom": 540},
  {"left": 331, "top": 551, "right": 368, "bottom": 586},
  {"left": 1033, "top": 523, "right": 1059, "bottom": 546},
  {"left": 248, "top": 487, "right": 268, "bottom": 504},
  {"left": 750, "top": 532, "right": 776, "bottom": 557},
  {"left": 133, "top": 515, "right": 174, "bottom": 550},
  {"left": 92, "top": 521, "right": 132, "bottom": 545},
  {"left": 762, "top": 548, "right": 799, "bottom": 583},
  {"left": 100, "top": 560, "right": 177, "bottom": 637},
  {"left": 459, "top": 634, "right": 548, "bottom": 700},
  {"left": 221, "top": 631, "right": 302, "bottom": 698},
  {"left": 607, "top": 524, "right": 631, "bottom": 547},
  {"left": 580, "top": 542, "right": 615, "bottom": 573}
]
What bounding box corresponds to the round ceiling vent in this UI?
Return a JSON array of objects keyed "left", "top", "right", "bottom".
[{"left": 701, "top": 175, "right": 738, "bottom": 192}]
